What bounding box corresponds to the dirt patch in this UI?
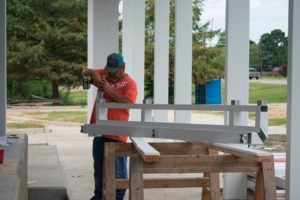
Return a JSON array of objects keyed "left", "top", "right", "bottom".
[
  {"left": 263, "top": 134, "right": 286, "bottom": 152},
  {"left": 268, "top": 103, "right": 286, "bottom": 119}
]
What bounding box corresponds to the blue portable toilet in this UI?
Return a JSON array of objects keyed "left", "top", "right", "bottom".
[{"left": 195, "top": 77, "right": 221, "bottom": 104}]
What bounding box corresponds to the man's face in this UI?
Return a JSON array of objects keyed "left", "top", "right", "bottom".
[{"left": 107, "top": 66, "right": 125, "bottom": 82}]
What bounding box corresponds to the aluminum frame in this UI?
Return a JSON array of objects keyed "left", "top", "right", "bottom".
[{"left": 81, "top": 99, "right": 268, "bottom": 144}]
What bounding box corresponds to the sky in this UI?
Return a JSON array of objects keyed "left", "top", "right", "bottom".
[{"left": 201, "top": 0, "right": 289, "bottom": 45}]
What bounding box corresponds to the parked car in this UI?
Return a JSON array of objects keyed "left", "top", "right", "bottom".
[{"left": 249, "top": 68, "right": 260, "bottom": 80}]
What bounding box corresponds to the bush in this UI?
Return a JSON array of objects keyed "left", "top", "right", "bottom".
[{"left": 7, "top": 80, "right": 52, "bottom": 100}]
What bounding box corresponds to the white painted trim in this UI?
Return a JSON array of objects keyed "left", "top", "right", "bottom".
[
  {"left": 87, "top": 0, "right": 119, "bottom": 122},
  {"left": 286, "top": 0, "right": 300, "bottom": 199},
  {"left": 154, "top": 0, "right": 170, "bottom": 123},
  {"left": 224, "top": 0, "right": 250, "bottom": 199},
  {"left": 174, "top": 0, "right": 193, "bottom": 123},
  {"left": 122, "top": 0, "right": 146, "bottom": 121}
]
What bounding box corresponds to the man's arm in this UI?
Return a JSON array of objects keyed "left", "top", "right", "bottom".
[
  {"left": 100, "top": 79, "right": 133, "bottom": 104},
  {"left": 81, "top": 69, "right": 102, "bottom": 85}
]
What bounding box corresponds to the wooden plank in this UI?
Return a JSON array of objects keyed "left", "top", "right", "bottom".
[
  {"left": 114, "top": 142, "right": 208, "bottom": 157},
  {"left": 192, "top": 141, "right": 273, "bottom": 162},
  {"left": 202, "top": 173, "right": 210, "bottom": 200},
  {"left": 104, "top": 143, "right": 116, "bottom": 200},
  {"left": 114, "top": 143, "right": 138, "bottom": 157},
  {"left": 130, "top": 137, "right": 160, "bottom": 162},
  {"left": 129, "top": 156, "right": 144, "bottom": 200},
  {"left": 208, "top": 149, "right": 221, "bottom": 200},
  {"left": 261, "top": 161, "right": 276, "bottom": 200},
  {"left": 149, "top": 142, "right": 208, "bottom": 155},
  {"left": 255, "top": 166, "right": 264, "bottom": 200},
  {"left": 116, "top": 177, "right": 209, "bottom": 189},
  {"left": 143, "top": 155, "right": 259, "bottom": 170}
]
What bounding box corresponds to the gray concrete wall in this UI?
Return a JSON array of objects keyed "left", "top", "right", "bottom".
[{"left": 0, "top": 134, "right": 28, "bottom": 200}]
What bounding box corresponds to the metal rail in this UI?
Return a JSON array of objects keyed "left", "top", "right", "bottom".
[{"left": 81, "top": 99, "right": 268, "bottom": 144}]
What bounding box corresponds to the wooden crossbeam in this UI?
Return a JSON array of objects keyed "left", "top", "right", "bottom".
[
  {"left": 116, "top": 177, "right": 210, "bottom": 189},
  {"left": 143, "top": 155, "right": 259, "bottom": 173},
  {"left": 114, "top": 142, "right": 208, "bottom": 157}
]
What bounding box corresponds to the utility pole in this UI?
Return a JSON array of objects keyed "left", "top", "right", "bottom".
[{"left": 259, "top": 40, "right": 263, "bottom": 78}]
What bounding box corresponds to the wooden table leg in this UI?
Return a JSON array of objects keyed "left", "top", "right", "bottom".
[
  {"left": 104, "top": 143, "right": 116, "bottom": 200},
  {"left": 202, "top": 148, "right": 221, "bottom": 200},
  {"left": 255, "top": 159, "right": 276, "bottom": 200},
  {"left": 129, "top": 156, "right": 144, "bottom": 200},
  {"left": 202, "top": 172, "right": 210, "bottom": 200}
]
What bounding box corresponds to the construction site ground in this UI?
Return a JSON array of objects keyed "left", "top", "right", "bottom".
[{"left": 6, "top": 104, "right": 287, "bottom": 200}]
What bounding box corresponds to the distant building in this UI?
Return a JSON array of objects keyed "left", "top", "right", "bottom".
[{"left": 272, "top": 67, "right": 281, "bottom": 77}]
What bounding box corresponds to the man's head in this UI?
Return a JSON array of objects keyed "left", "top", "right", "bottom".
[
  {"left": 104, "top": 53, "right": 125, "bottom": 73},
  {"left": 104, "top": 53, "right": 126, "bottom": 81}
]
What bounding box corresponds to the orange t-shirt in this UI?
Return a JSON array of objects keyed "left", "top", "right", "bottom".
[{"left": 89, "top": 69, "right": 138, "bottom": 142}]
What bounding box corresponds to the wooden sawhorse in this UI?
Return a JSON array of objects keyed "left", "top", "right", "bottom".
[{"left": 102, "top": 140, "right": 276, "bottom": 200}]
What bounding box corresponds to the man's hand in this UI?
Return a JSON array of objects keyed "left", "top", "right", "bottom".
[{"left": 98, "top": 79, "right": 112, "bottom": 93}]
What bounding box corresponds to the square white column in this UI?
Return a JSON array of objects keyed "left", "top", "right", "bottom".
[
  {"left": 286, "top": 0, "right": 300, "bottom": 199},
  {"left": 224, "top": 0, "right": 250, "bottom": 199},
  {"left": 174, "top": 0, "right": 193, "bottom": 123},
  {"left": 154, "top": 0, "right": 170, "bottom": 123},
  {"left": 0, "top": 0, "right": 6, "bottom": 137},
  {"left": 87, "top": 0, "right": 119, "bottom": 122},
  {"left": 122, "top": 0, "right": 145, "bottom": 120}
]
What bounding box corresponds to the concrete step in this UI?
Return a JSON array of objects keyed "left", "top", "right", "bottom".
[{"left": 28, "top": 145, "right": 68, "bottom": 200}]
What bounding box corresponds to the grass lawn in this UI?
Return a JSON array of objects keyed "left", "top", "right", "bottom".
[
  {"left": 221, "top": 82, "right": 287, "bottom": 104},
  {"left": 261, "top": 76, "right": 287, "bottom": 80},
  {"left": 7, "top": 123, "right": 44, "bottom": 129},
  {"left": 248, "top": 83, "right": 287, "bottom": 104},
  {"left": 27, "top": 111, "right": 87, "bottom": 123}
]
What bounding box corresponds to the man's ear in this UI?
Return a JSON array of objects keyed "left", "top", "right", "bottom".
[{"left": 121, "top": 65, "right": 125, "bottom": 72}]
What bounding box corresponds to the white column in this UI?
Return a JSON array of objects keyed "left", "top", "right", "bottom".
[
  {"left": 223, "top": 0, "right": 250, "bottom": 199},
  {"left": 154, "top": 0, "right": 169, "bottom": 122},
  {"left": 122, "top": 0, "right": 145, "bottom": 120},
  {"left": 0, "top": 0, "right": 6, "bottom": 137},
  {"left": 87, "top": 0, "right": 119, "bottom": 122},
  {"left": 174, "top": 0, "right": 192, "bottom": 123},
  {"left": 286, "top": 0, "right": 300, "bottom": 199}
]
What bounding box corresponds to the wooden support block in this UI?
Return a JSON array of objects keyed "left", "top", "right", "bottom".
[
  {"left": 130, "top": 137, "right": 160, "bottom": 162},
  {"left": 129, "top": 156, "right": 144, "bottom": 200},
  {"left": 116, "top": 177, "right": 210, "bottom": 189},
  {"left": 104, "top": 143, "right": 116, "bottom": 200}
]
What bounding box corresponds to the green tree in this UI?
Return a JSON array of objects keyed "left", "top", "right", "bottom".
[
  {"left": 7, "top": 0, "right": 87, "bottom": 99},
  {"left": 144, "top": 0, "right": 223, "bottom": 102},
  {"left": 259, "top": 29, "right": 288, "bottom": 71},
  {"left": 249, "top": 41, "right": 260, "bottom": 70}
]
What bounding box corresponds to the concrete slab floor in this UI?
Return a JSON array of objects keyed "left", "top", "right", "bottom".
[{"left": 18, "top": 127, "right": 257, "bottom": 200}]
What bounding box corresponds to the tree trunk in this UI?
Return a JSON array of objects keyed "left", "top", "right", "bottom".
[{"left": 52, "top": 81, "right": 59, "bottom": 99}]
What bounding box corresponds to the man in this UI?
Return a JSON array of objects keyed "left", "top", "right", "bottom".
[{"left": 82, "top": 53, "right": 138, "bottom": 200}]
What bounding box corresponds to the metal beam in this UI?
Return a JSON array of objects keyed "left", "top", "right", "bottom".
[
  {"left": 154, "top": 0, "right": 170, "bottom": 123},
  {"left": 0, "top": 0, "right": 6, "bottom": 137},
  {"left": 174, "top": 0, "right": 193, "bottom": 123},
  {"left": 87, "top": 0, "right": 119, "bottom": 122},
  {"left": 286, "top": 0, "right": 300, "bottom": 199},
  {"left": 82, "top": 102, "right": 268, "bottom": 144}
]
